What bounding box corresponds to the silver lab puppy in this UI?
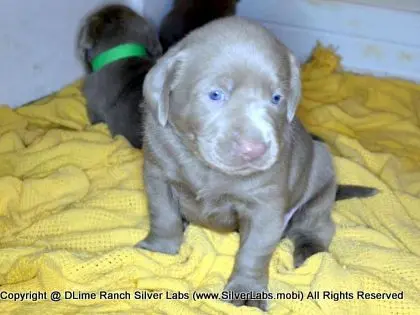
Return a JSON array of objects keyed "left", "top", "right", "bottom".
[{"left": 137, "top": 17, "right": 372, "bottom": 310}]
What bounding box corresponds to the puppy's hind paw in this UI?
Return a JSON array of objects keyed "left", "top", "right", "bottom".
[
  {"left": 135, "top": 235, "right": 182, "bottom": 255},
  {"left": 293, "top": 241, "right": 325, "bottom": 268}
]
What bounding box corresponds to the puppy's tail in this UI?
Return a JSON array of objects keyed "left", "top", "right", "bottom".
[{"left": 335, "top": 185, "right": 378, "bottom": 201}]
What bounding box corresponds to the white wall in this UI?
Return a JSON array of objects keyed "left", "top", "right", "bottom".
[
  {"left": 236, "top": 0, "right": 420, "bottom": 80},
  {"left": 1, "top": 0, "right": 420, "bottom": 108},
  {"left": 330, "top": 0, "right": 420, "bottom": 12}
]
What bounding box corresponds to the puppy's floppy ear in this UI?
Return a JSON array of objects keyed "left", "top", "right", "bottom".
[
  {"left": 286, "top": 52, "right": 302, "bottom": 123},
  {"left": 76, "top": 16, "right": 101, "bottom": 72},
  {"left": 143, "top": 42, "right": 186, "bottom": 126},
  {"left": 76, "top": 15, "right": 103, "bottom": 67},
  {"left": 76, "top": 23, "right": 92, "bottom": 64}
]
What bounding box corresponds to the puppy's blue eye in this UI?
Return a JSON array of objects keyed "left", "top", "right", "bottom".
[
  {"left": 209, "top": 90, "right": 224, "bottom": 101},
  {"left": 271, "top": 93, "right": 282, "bottom": 105}
]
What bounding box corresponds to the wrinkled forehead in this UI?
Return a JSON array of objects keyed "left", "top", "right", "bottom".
[{"left": 185, "top": 41, "right": 291, "bottom": 88}]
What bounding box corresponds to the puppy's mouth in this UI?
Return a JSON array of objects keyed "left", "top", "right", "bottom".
[{"left": 196, "top": 137, "right": 278, "bottom": 176}]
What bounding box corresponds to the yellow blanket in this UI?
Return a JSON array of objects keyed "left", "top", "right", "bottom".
[{"left": 0, "top": 46, "right": 419, "bottom": 314}]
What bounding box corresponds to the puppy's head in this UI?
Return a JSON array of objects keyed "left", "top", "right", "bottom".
[
  {"left": 144, "top": 17, "right": 301, "bottom": 176},
  {"left": 76, "top": 4, "right": 162, "bottom": 72},
  {"left": 159, "top": 0, "right": 241, "bottom": 52}
]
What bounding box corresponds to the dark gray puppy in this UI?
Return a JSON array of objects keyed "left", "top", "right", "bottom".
[
  {"left": 137, "top": 17, "right": 377, "bottom": 311},
  {"left": 159, "top": 0, "right": 241, "bottom": 52},
  {"left": 76, "top": 4, "right": 162, "bottom": 148}
]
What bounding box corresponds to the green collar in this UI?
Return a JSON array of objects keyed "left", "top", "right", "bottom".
[{"left": 91, "top": 43, "right": 147, "bottom": 72}]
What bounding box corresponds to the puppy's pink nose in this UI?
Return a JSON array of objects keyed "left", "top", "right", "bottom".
[{"left": 238, "top": 139, "right": 268, "bottom": 161}]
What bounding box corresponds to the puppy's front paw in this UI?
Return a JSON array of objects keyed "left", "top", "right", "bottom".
[
  {"left": 135, "top": 234, "right": 182, "bottom": 255},
  {"left": 222, "top": 277, "right": 269, "bottom": 311}
]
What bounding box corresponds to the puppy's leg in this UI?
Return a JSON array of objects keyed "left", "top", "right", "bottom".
[
  {"left": 223, "top": 205, "right": 284, "bottom": 311},
  {"left": 136, "top": 163, "right": 184, "bottom": 255},
  {"left": 285, "top": 182, "right": 336, "bottom": 268},
  {"left": 87, "top": 107, "right": 103, "bottom": 125}
]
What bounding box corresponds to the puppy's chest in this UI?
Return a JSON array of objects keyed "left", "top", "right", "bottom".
[
  {"left": 171, "top": 172, "right": 238, "bottom": 204},
  {"left": 169, "top": 170, "right": 250, "bottom": 222}
]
